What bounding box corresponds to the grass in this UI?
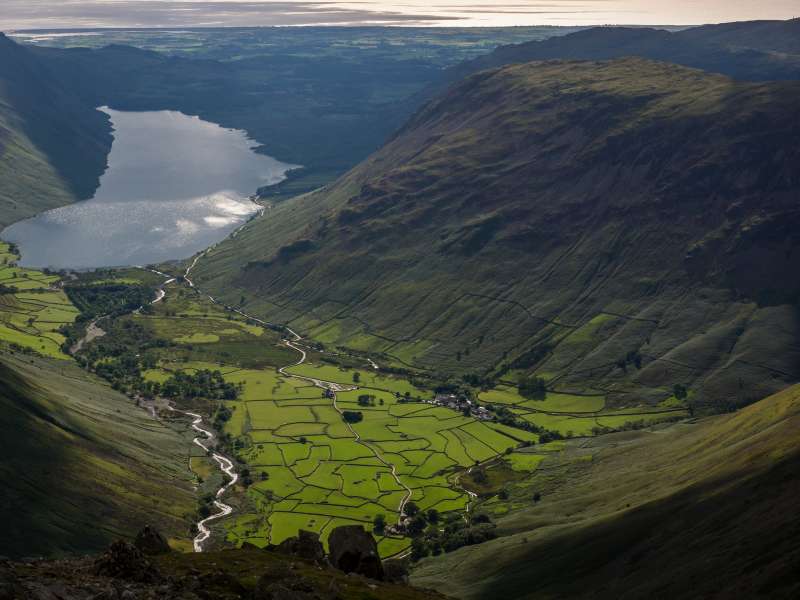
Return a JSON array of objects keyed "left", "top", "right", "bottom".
[{"left": 0, "top": 243, "right": 79, "bottom": 359}]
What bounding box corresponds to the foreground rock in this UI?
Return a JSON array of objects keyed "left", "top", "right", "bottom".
[
  {"left": 272, "top": 530, "right": 325, "bottom": 564},
  {"left": 327, "top": 525, "right": 384, "bottom": 580},
  {"left": 4, "top": 532, "right": 443, "bottom": 600},
  {"left": 92, "top": 541, "right": 161, "bottom": 583},
  {"left": 135, "top": 525, "right": 172, "bottom": 556}
]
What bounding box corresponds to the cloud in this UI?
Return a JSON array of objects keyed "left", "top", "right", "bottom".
[
  {"left": 2, "top": 1, "right": 797, "bottom": 31},
  {"left": 1, "top": 1, "right": 459, "bottom": 30}
]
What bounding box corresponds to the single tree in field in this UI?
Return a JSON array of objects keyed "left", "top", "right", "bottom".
[
  {"left": 353, "top": 371, "right": 361, "bottom": 384},
  {"left": 373, "top": 513, "right": 386, "bottom": 535}
]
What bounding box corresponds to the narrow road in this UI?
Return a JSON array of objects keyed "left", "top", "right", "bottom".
[{"left": 70, "top": 318, "right": 106, "bottom": 355}]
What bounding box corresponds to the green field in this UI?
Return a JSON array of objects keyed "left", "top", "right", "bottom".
[
  {"left": 224, "top": 359, "right": 526, "bottom": 555},
  {"left": 479, "top": 385, "right": 687, "bottom": 436},
  {"left": 0, "top": 243, "right": 79, "bottom": 358}
]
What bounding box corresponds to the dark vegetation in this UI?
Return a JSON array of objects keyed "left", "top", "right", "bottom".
[
  {"left": 409, "top": 511, "right": 498, "bottom": 562},
  {"left": 342, "top": 410, "right": 364, "bottom": 424},
  {"left": 65, "top": 284, "right": 154, "bottom": 320},
  {"left": 158, "top": 370, "right": 239, "bottom": 401}
]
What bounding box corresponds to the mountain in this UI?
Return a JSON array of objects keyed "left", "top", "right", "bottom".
[
  {"left": 411, "top": 383, "right": 800, "bottom": 599},
  {"left": 26, "top": 40, "right": 442, "bottom": 197},
  {"left": 193, "top": 58, "right": 800, "bottom": 414},
  {"left": 437, "top": 19, "right": 800, "bottom": 91},
  {"left": 678, "top": 18, "right": 800, "bottom": 55},
  {"left": 0, "top": 353, "right": 194, "bottom": 558},
  {"left": 0, "top": 33, "right": 111, "bottom": 227}
]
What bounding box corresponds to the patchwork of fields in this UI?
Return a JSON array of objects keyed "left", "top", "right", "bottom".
[
  {"left": 0, "top": 243, "right": 78, "bottom": 358},
  {"left": 121, "top": 286, "right": 540, "bottom": 556},
  {"left": 71, "top": 274, "right": 691, "bottom": 558}
]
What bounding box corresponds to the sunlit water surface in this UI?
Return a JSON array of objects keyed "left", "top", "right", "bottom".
[{"left": 2, "top": 107, "right": 297, "bottom": 269}]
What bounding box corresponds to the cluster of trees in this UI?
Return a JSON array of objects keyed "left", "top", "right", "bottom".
[
  {"left": 159, "top": 369, "right": 239, "bottom": 401},
  {"left": 0, "top": 283, "right": 18, "bottom": 295},
  {"left": 342, "top": 410, "right": 363, "bottom": 423},
  {"left": 518, "top": 374, "right": 547, "bottom": 400},
  {"left": 65, "top": 284, "right": 154, "bottom": 321},
  {"left": 616, "top": 349, "right": 643, "bottom": 371},
  {"left": 408, "top": 509, "right": 497, "bottom": 561},
  {"left": 357, "top": 393, "right": 381, "bottom": 407}
]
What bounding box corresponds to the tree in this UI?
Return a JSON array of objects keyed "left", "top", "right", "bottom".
[
  {"left": 533, "top": 492, "right": 542, "bottom": 503},
  {"left": 673, "top": 383, "right": 688, "bottom": 399},
  {"left": 342, "top": 410, "right": 363, "bottom": 423},
  {"left": 405, "top": 501, "right": 419, "bottom": 517},
  {"left": 353, "top": 371, "right": 361, "bottom": 384},
  {"left": 471, "top": 469, "right": 488, "bottom": 485},
  {"left": 471, "top": 512, "right": 491, "bottom": 525},
  {"left": 410, "top": 538, "right": 428, "bottom": 562},
  {"left": 426, "top": 509, "right": 439, "bottom": 524},
  {"left": 407, "top": 515, "right": 427, "bottom": 536},
  {"left": 373, "top": 513, "right": 386, "bottom": 535},
  {"left": 518, "top": 374, "right": 547, "bottom": 400}
]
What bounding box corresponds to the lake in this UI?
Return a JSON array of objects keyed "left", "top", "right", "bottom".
[{"left": 2, "top": 107, "right": 297, "bottom": 269}]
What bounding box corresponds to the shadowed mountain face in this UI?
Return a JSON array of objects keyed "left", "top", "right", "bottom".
[
  {"left": 439, "top": 19, "right": 800, "bottom": 91},
  {"left": 194, "top": 58, "right": 800, "bottom": 413},
  {"left": 0, "top": 34, "right": 111, "bottom": 227},
  {"left": 0, "top": 354, "right": 194, "bottom": 558}
]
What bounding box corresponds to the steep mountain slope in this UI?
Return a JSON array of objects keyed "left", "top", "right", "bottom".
[
  {"left": 0, "top": 34, "right": 111, "bottom": 227},
  {"left": 193, "top": 58, "right": 800, "bottom": 413},
  {"left": 0, "top": 353, "right": 194, "bottom": 558},
  {"left": 411, "top": 383, "right": 800, "bottom": 599},
  {"left": 438, "top": 19, "right": 800, "bottom": 90}
]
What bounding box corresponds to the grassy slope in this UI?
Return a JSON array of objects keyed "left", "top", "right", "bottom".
[
  {"left": 410, "top": 383, "right": 800, "bottom": 599},
  {"left": 0, "top": 352, "right": 194, "bottom": 558},
  {"left": 0, "top": 34, "right": 111, "bottom": 227},
  {"left": 193, "top": 58, "right": 800, "bottom": 412}
]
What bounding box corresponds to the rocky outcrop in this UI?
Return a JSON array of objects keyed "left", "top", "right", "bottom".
[
  {"left": 273, "top": 530, "right": 325, "bottom": 564},
  {"left": 134, "top": 525, "right": 172, "bottom": 556},
  {"left": 327, "top": 525, "right": 384, "bottom": 581},
  {"left": 1, "top": 542, "right": 444, "bottom": 600},
  {"left": 92, "top": 541, "right": 161, "bottom": 584}
]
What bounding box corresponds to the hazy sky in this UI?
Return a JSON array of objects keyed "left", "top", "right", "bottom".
[{"left": 1, "top": 0, "right": 797, "bottom": 30}]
